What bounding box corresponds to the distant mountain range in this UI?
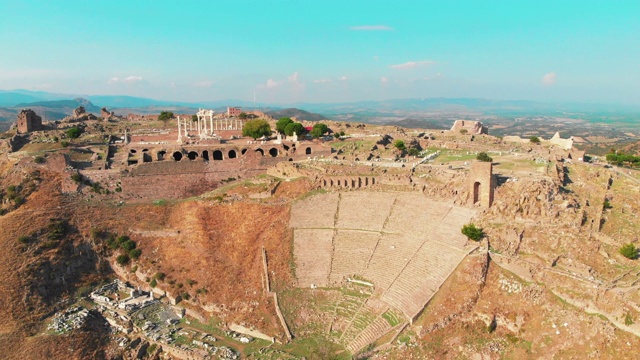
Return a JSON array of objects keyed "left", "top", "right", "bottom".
[{"left": 1, "top": 89, "right": 640, "bottom": 129}]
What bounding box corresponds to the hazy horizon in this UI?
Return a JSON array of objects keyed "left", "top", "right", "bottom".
[{"left": 2, "top": 1, "right": 640, "bottom": 105}]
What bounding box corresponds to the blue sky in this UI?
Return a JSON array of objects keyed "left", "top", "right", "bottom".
[{"left": 1, "top": 0, "right": 639, "bottom": 105}]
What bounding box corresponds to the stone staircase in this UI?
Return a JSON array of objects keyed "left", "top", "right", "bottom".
[{"left": 346, "top": 314, "right": 395, "bottom": 354}]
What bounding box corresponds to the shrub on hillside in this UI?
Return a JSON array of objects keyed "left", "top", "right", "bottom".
[
  {"left": 70, "top": 173, "right": 83, "bottom": 183},
  {"left": 154, "top": 272, "right": 166, "bottom": 281},
  {"left": 476, "top": 152, "right": 493, "bottom": 162},
  {"left": 116, "top": 254, "right": 130, "bottom": 266},
  {"left": 129, "top": 249, "right": 142, "bottom": 260},
  {"left": 461, "top": 223, "right": 484, "bottom": 241},
  {"left": 66, "top": 127, "right": 82, "bottom": 139},
  {"left": 394, "top": 140, "right": 406, "bottom": 151},
  {"left": 121, "top": 239, "right": 136, "bottom": 251},
  {"left": 47, "top": 219, "right": 68, "bottom": 240},
  {"left": 619, "top": 243, "right": 638, "bottom": 260}
]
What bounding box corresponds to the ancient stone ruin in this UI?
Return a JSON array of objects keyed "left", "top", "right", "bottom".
[
  {"left": 450, "top": 120, "right": 488, "bottom": 135},
  {"left": 469, "top": 161, "right": 495, "bottom": 208},
  {"left": 101, "top": 107, "right": 115, "bottom": 120},
  {"left": 16, "top": 109, "right": 43, "bottom": 134},
  {"left": 73, "top": 106, "right": 86, "bottom": 118},
  {"left": 60, "top": 105, "right": 98, "bottom": 123}
]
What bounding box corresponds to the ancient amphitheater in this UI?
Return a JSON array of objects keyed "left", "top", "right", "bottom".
[{"left": 290, "top": 191, "right": 477, "bottom": 352}]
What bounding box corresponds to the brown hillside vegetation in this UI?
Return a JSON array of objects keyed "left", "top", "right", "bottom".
[
  {"left": 0, "top": 172, "right": 111, "bottom": 359},
  {"left": 0, "top": 166, "right": 310, "bottom": 358}
]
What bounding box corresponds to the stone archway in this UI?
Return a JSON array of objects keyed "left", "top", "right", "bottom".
[
  {"left": 172, "top": 151, "right": 183, "bottom": 161},
  {"left": 187, "top": 151, "right": 198, "bottom": 160},
  {"left": 157, "top": 150, "right": 167, "bottom": 161},
  {"left": 241, "top": 148, "right": 248, "bottom": 155},
  {"left": 269, "top": 148, "right": 278, "bottom": 157},
  {"left": 202, "top": 150, "right": 209, "bottom": 161},
  {"left": 255, "top": 148, "right": 264, "bottom": 156},
  {"left": 213, "top": 150, "right": 223, "bottom": 160},
  {"left": 228, "top": 149, "right": 237, "bottom": 159},
  {"left": 473, "top": 181, "right": 481, "bottom": 204},
  {"left": 305, "top": 147, "right": 312, "bottom": 155}
]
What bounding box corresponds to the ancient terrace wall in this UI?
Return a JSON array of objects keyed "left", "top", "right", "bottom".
[
  {"left": 123, "top": 142, "right": 329, "bottom": 166},
  {"left": 119, "top": 142, "right": 331, "bottom": 199}
]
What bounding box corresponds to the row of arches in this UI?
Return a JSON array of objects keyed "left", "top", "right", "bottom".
[
  {"left": 319, "top": 177, "right": 376, "bottom": 189},
  {"left": 128, "top": 146, "right": 314, "bottom": 164}
]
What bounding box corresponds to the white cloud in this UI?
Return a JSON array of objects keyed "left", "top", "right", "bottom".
[
  {"left": 193, "top": 81, "right": 214, "bottom": 87},
  {"left": 339, "top": 76, "right": 348, "bottom": 81},
  {"left": 288, "top": 72, "right": 299, "bottom": 84},
  {"left": 390, "top": 60, "right": 436, "bottom": 70},
  {"left": 542, "top": 72, "right": 557, "bottom": 86},
  {"left": 258, "top": 73, "right": 301, "bottom": 89},
  {"left": 108, "top": 75, "right": 143, "bottom": 84},
  {"left": 313, "top": 79, "right": 332, "bottom": 83},
  {"left": 265, "top": 79, "right": 279, "bottom": 88},
  {"left": 123, "top": 75, "right": 143, "bottom": 83},
  {"left": 380, "top": 76, "right": 388, "bottom": 84},
  {"left": 350, "top": 25, "right": 393, "bottom": 31}
]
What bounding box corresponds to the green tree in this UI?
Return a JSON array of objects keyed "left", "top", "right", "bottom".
[
  {"left": 408, "top": 148, "right": 420, "bottom": 157},
  {"left": 284, "top": 122, "right": 304, "bottom": 136},
  {"left": 530, "top": 136, "right": 541, "bottom": 144},
  {"left": 116, "top": 254, "right": 130, "bottom": 266},
  {"left": 129, "top": 248, "right": 142, "bottom": 260},
  {"left": 310, "top": 123, "right": 329, "bottom": 139},
  {"left": 394, "top": 140, "right": 406, "bottom": 151},
  {"left": 238, "top": 112, "right": 248, "bottom": 119},
  {"left": 158, "top": 111, "right": 175, "bottom": 123},
  {"left": 461, "top": 223, "right": 484, "bottom": 241},
  {"left": 276, "top": 117, "right": 294, "bottom": 134},
  {"left": 65, "top": 127, "right": 81, "bottom": 139},
  {"left": 476, "top": 152, "right": 493, "bottom": 162},
  {"left": 619, "top": 243, "right": 638, "bottom": 260},
  {"left": 191, "top": 114, "right": 198, "bottom": 122},
  {"left": 121, "top": 239, "right": 136, "bottom": 251},
  {"left": 242, "top": 119, "right": 272, "bottom": 139}
]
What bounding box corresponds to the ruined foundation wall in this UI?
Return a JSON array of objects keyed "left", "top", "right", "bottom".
[{"left": 121, "top": 155, "right": 284, "bottom": 199}]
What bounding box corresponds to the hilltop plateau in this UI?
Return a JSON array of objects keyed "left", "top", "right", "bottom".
[{"left": 0, "top": 107, "right": 639, "bottom": 359}]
